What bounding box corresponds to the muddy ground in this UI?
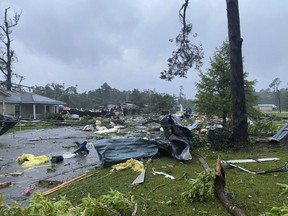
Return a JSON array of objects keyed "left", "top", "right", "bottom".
[{"left": 0, "top": 126, "right": 101, "bottom": 204}]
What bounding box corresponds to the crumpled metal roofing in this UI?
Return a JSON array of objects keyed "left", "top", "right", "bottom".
[
  {"left": 92, "top": 115, "right": 193, "bottom": 165},
  {"left": 92, "top": 138, "right": 159, "bottom": 164},
  {"left": 269, "top": 123, "right": 288, "bottom": 143}
]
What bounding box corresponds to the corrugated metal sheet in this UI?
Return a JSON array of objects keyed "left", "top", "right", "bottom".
[
  {"left": 269, "top": 123, "right": 288, "bottom": 143},
  {"left": 93, "top": 138, "right": 159, "bottom": 164}
]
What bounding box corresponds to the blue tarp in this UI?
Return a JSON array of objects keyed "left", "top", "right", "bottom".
[{"left": 92, "top": 138, "right": 159, "bottom": 164}]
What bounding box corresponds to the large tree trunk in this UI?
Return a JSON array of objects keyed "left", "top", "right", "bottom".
[
  {"left": 226, "top": 0, "right": 248, "bottom": 148},
  {"left": 6, "top": 58, "right": 12, "bottom": 91}
]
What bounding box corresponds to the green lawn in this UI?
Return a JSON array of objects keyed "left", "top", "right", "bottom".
[
  {"left": 2, "top": 117, "right": 288, "bottom": 215},
  {"left": 45, "top": 141, "right": 288, "bottom": 216}
]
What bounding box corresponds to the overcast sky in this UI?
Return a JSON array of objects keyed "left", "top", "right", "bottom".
[{"left": 0, "top": 0, "right": 287, "bottom": 99}]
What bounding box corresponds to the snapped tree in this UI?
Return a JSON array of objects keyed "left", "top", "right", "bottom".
[
  {"left": 0, "top": 7, "right": 22, "bottom": 91},
  {"left": 161, "top": 0, "right": 248, "bottom": 148}
]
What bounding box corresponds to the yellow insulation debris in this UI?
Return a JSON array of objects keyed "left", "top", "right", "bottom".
[
  {"left": 200, "top": 128, "right": 208, "bottom": 134},
  {"left": 16, "top": 154, "right": 50, "bottom": 168},
  {"left": 111, "top": 159, "right": 144, "bottom": 172}
]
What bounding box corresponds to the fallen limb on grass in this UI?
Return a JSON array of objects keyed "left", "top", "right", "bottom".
[{"left": 214, "top": 158, "right": 246, "bottom": 216}]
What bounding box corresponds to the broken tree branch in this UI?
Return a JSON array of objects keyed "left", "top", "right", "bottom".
[{"left": 214, "top": 158, "right": 246, "bottom": 216}]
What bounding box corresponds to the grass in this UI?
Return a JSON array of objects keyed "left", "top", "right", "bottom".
[
  {"left": 44, "top": 140, "right": 288, "bottom": 216},
  {"left": 3, "top": 115, "right": 287, "bottom": 215},
  {"left": 263, "top": 111, "right": 288, "bottom": 118},
  {"left": 11, "top": 121, "right": 57, "bottom": 132}
]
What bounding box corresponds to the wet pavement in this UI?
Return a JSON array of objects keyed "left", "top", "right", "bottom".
[{"left": 0, "top": 126, "right": 100, "bottom": 204}]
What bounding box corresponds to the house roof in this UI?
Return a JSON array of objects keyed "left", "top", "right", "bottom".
[
  {"left": 0, "top": 89, "right": 11, "bottom": 97},
  {"left": 4, "top": 91, "right": 66, "bottom": 105}
]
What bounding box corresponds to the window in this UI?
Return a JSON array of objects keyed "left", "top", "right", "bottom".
[{"left": 15, "top": 105, "right": 20, "bottom": 116}]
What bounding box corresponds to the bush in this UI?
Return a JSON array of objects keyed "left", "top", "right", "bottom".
[
  {"left": 44, "top": 112, "right": 62, "bottom": 120},
  {"left": 248, "top": 120, "right": 277, "bottom": 136},
  {"left": 182, "top": 169, "right": 215, "bottom": 202},
  {"left": 206, "top": 127, "right": 231, "bottom": 150},
  {"left": 0, "top": 189, "right": 135, "bottom": 216},
  {"left": 80, "top": 115, "right": 92, "bottom": 123}
]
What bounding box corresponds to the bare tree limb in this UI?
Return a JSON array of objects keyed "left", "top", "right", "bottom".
[
  {"left": 0, "top": 7, "right": 22, "bottom": 90},
  {"left": 161, "top": 0, "right": 203, "bottom": 81}
]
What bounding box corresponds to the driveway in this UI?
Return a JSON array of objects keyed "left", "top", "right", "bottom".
[{"left": 0, "top": 126, "right": 100, "bottom": 204}]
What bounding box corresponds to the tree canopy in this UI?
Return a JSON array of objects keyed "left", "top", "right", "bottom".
[
  {"left": 33, "top": 82, "right": 177, "bottom": 113},
  {"left": 269, "top": 77, "right": 282, "bottom": 112},
  {"left": 194, "top": 40, "right": 257, "bottom": 127}
]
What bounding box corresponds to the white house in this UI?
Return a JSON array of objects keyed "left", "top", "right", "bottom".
[{"left": 255, "top": 104, "right": 277, "bottom": 111}]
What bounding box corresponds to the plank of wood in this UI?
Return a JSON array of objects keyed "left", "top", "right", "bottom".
[
  {"left": 0, "top": 181, "right": 11, "bottom": 189},
  {"left": 42, "top": 173, "right": 95, "bottom": 196},
  {"left": 198, "top": 157, "right": 210, "bottom": 170},
  {"left": 223, "top": 157, "right": 280, "bottom": 164}
]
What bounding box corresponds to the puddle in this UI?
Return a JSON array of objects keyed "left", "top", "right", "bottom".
[{"left": 0, "top": 127, "right": 100, "bottom": 204}]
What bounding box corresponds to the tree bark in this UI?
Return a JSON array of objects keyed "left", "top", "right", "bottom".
[
  {"left": 214, "top": 159, "right": 246, "bottom": 216},
  {"left": 226, "top": 0, "right": 248, "bottom": 148}
]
